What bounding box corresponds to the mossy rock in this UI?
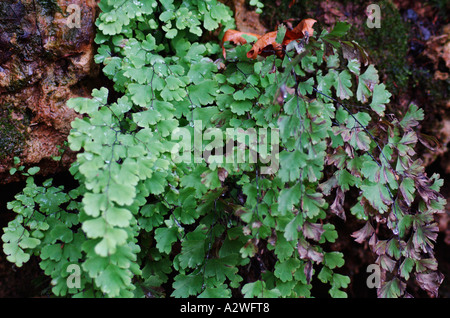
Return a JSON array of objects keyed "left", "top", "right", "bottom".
[
  {"left": 0, "top": 107, "right": 29, "bottom": 160},
  {"left": 348, "top": 0, "right": 410, "bottom": 95}
]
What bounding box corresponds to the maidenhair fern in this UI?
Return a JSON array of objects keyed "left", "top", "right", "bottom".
[{"left": 2, "top": 0, "right": 445, "bottom": 298}]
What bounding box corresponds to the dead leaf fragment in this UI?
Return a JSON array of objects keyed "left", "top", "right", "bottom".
[
  {"left": 222, "top": 18, "right": 316, "bottom": 60},
  {"left": 218, "top": 167, "right": 229, "bottom": 182},
  {"left": 221, "top": 29, "right": 261, "bottom": 58},
  {"left": 304, "top": 260, "right": 313, "bottom": 284},
  {"left": 330, "top": 187, "right": 346, "bottom": 221},
  {"left": 283, "top": 18, "right": 317, "bottom": 45},
  {"left": 351, "top": 221, "right": 375, "bottom": 244},
  {"left": 246, "top": 31, "right": 280, "bottom": 59},
  {"left": 434, "top": 70, "right": 448, "bottom": 80},
  {"left": 415, "top": 271, "right": 444, "bottom": 298},
  {"left": 297, "top": 238, "right": 324, "bottom": 263},
  {"left": 247, "top": 19, "right": 317, "bottom": 59},
  {"left": 302, "top": 222, "right": 325, "bottom": 241}
]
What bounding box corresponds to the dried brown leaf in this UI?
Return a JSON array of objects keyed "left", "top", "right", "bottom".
[
  {"left": 297, "top": 238, "right": 324, "bottom": 263},
  {"left": 218, "top": 167, "right": 229, "bottom": 182},
  {"left": 302, "top": 222, "right": 325, "bottom": 241},
  {"left": 246, "top": 31, "right": 280, "bottom": 59},
  {"left": 221, "top": 29, "right": 261, "bottom": 58},
  {"left": 283, "top": 18, "right": 317, "bottom": 44},
  {"left": 377, "top": 254, "right": 396, "bottom": 272},
  {"left": 246, "top": 18, "right": 316, "bottom": 59},
  {"left": 415, "top": 271, "right": 444, "bottom": 298},
  {"left": 416, "top": 258, "right": 438, "bottom": 273},
  {"left": 374, "top": 240, "right": 387, "bottom": 256},
  {"left": 330, "top": 187, "right": 346, "bottom": 221},
  {"left": 351, "top": 221, "right": 375, "bottom": 244},
  {"left": 304, "top": 260, "right": 313, "bottom": 284}
]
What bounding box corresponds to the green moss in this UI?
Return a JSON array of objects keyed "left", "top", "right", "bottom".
[
  {"left": 0, "top": 107, "right": 29, "bottom": 160},
  {"left": 350, "top": 0, "right": 411, "bottom": 95},
  {"left": 6, "top": 78, "right": 30, "bottom": 93},
  {"left": 411, "top": 68, "right": 450, "bottom": 112},
  {"left": 260, "top": 0, "right": 411, "bottom": 95},
  {"left": 259, "top": 0, "right": 316, "bottom": 31},
  {"left": 427, "top": 0, "right": 450, "bottom": 19}
]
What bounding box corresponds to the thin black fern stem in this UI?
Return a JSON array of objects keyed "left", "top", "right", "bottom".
[
  {"left": 312, "top": 87, "right": 398, "bottom": 177},
  {"left": 201, "top": 197, "right": 219, "bottom": 291},
  {"left": 312, "top": 87, "right": 403, "bottom": 252}
]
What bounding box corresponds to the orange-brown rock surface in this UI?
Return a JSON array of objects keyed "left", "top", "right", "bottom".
[{"left": 0, "top": 0, "right": 100, "bottom": 183}]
